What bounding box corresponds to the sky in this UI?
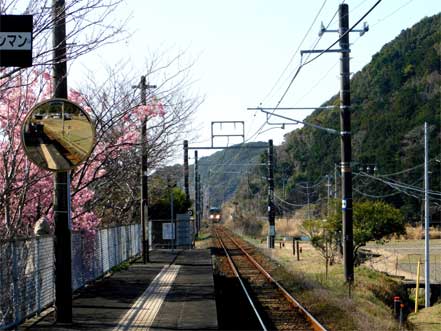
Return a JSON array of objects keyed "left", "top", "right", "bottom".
[{"left": 71, "top": 0, "right": 440, "bottom": 162}]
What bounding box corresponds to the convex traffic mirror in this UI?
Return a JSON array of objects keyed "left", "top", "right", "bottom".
[{"left": 21, "top": 98, "right": 95, "bottom": 171}]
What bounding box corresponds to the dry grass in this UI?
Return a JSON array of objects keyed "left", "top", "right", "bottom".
[
  {"left": 222, "top": 205, "right": 306, "bottom": 239},
  {"left": 400, "top": 225, "right": 441, "bottom": 240},
  {"left": 239, "top": 235, "right": 404, "bottom": 331},
  {"left": 407, "top": 304, "right": 441, "bottom": 331},
  {"left": 263, "top": 240, "right": 327, "bottom": 274},
  {"left": 220, "top": 206, "right": 441, "bottom": 330},
  {"left": 260, "top": 217, "right": 303, "bottom": 238},
  {"left": 194, "top": 222, "right": 214, "bottom": 249}
]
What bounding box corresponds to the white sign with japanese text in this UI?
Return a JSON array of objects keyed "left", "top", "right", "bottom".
[
  {"left": 162, "top": 223, "right": 175, "bottom": 240},
  {"left": 0, "top": 32, "right": 32, "bottom": 50}
]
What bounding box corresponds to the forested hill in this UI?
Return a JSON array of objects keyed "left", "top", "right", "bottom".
[
  {"left": 161, "top": 14, "right": 439, "bottom": 218},
  {"left": 195, "top": 142, "right": 268, "bottom": 207},
  {"left": 239, "top": 13, "right": 441, "bottom": 221},
  {"left": 283, "top": 12, "right": 439, "bottom": 175}
]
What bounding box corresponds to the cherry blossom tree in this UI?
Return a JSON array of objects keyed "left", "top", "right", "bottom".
[
  {"left": 0, "top": 51, "right": 201, "bottom": 238},
  {"left": 74, "top": 55, "right": 201, "bottom": 226},
  {"left": 0, "top": 70, "right": 100, "bottom": 238},
  {"left": 0, "top": 0, "right": 128, "bottom": 84},
  {"left": 0, "top": 0, "right": 200, "bottom": 238},
  {"left": 0, "top": 0, "right": 129, "bottom": 239}
]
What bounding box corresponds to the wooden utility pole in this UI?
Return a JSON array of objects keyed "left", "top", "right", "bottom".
[
  {"left": 184, "top": 140, "right": 189, "bottom": 201},
  {"left": 133, "top": 75, "right": 156, "bottom": 263},
  {"left": 194, "top": 150, "right": 199, "bottom": 236}
]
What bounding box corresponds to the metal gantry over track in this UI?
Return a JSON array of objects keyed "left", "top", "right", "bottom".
[{"left": 184, "top": 121, "right": 276, "bottom": 247}]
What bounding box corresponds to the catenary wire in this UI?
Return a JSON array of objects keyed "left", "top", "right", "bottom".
[
  {"left": 247, "top": 0, "right": 382, "bottom": 143},
  {"left": 247, "top": 2, "right": 339, "bottom": 142},
  {"left": 260, "top": 0, "right": 330, "bottom": 106}
]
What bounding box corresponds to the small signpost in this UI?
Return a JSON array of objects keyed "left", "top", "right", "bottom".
[
  {"left": 0, "top": 15, "right": 33, "bottom": 67},
  {"left": 162, "top": 223, "right": 175, "bottom": 240},
  {"left": 162, "top": 222, "right": 175, "bottom": 251},
  {"left": 176, "top": 213, "right": 193, "bottom": 248}
]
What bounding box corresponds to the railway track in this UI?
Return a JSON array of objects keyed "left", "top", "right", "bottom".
[
  {"left": 43, "top": 122, "right": 87, "bottom": 163},
  {"left": 214, "top": 225, "right": 327, "bottom": 331}
]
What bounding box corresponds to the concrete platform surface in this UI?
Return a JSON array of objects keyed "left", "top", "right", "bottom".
[{"left": 21, "top": 249, "right": 218, "bottom": 331}]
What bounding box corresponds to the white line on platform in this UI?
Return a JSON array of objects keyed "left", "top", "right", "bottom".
[
  {"left": 113, "top": 264, "right": 181, "bottom": 331},
  {"left": 39, "top": 143, "right": 58, "bottom": 169}
]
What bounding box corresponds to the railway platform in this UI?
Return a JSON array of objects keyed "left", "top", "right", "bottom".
[{"left": 20, "top": 249, "right": 218, "bottom": 331}]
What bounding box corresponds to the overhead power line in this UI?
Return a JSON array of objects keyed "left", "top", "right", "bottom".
[
  {"left": 248, "top": 0, "right": 382, "bottom": 142},
  {"left": 247, "top": 1, "right": 335, "bottom": 142},
  {"left": 295, "top": 0, "right": 421, "bottom": 106},
  {"left": 371, "top": 0, "right": 416, "bottom": 28},
  {"left": 261, "top": 0, "right": 329, "bottom": 105},
  {"left": 274, "top": 0, "right": 382, "bottom": 109},
  {"left": 301, "top": 0, "right": 383, "bottom": 67},
  {"left": 358, "top": 172, "right": 441, "bottom": 199},
  {"left": 275, "top": 194, "right": 308, "bottom": 207},
  {"left": 376, "top": 160, "right": 440, "bottom": 178},
  {"left": 353, "top": 187, "right": 402, "bottom": 199}
]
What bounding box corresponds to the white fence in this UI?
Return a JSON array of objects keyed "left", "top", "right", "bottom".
[{"left": 0, "top": 224, "right": 141, "bottom": 330}]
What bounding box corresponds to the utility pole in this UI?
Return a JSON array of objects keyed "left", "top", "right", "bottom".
[
  {"left": 339, "top": 3, "right": 354, "bottom": 285},
  {"left": 306, "top": 182, "right": 311, "bottom": 220},
  {"left": 184, "top": 140, "right": 189, "bottom": 201},
  {"left": 52, "top": 0, "right": 72, "bottom": 323},
  {"left": 326, "top": 175, "right": 331, "bottom": 219},
  {"left": 133, "top": 75, "right": 156, "bottom": 264},
  {"left": 198, "top": 174, "right": 202, "bottom": 228},
  {"left": 171, "top": 187, "right": 174, "bottom": 251},
  {"left": 282, "top": 178, "right": 287, "bottom": 200},
  {"left": 424, "top": 122, "right": 431, "bottom": 307},
  {"left": 301, "top": 3, "right": 368, "bottom": 285},
  {"left": 194, "top": 151, "right": 199, "bottom": 237},
  {"left": 267, "top": 139, "right": 275, "bottom": 248}
]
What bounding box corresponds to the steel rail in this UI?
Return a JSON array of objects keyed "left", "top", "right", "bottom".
[
  {"left": 221, "top": 227, "right": 328, "bottom": 331},
  {"left": 214, "top": 228, "right": 268, "bottom": 331}
]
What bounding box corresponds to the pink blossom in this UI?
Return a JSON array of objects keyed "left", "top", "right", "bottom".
[
  {"left": 42, "top": 72, "right": 51, "bottom": 81},
  {"left": 0, "top": 70, "right": 104, "bottom": 238}
]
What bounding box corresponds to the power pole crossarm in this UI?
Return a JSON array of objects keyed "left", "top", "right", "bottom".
[{"left": 255, "top": 108, "right": 338, "bottom": 135}]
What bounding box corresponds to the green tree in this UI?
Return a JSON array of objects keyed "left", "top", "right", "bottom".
[
  {"left": 329, "top": 200, "right": 405, "bottom": 262},
  {"left": 149, "top": 187, "right": 191, "bottom": 220},
  {"left": 302, "top": 218, "right": 337, "bottom": 279},
  {"left": 148, "top": 166, "right": 192, "bottom": 220}
]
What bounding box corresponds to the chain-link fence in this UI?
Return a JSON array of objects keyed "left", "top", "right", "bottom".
[
  {"left": 398, "top": 254, "right": 441, "bottom": 282},
  {"left": 362, "top": 248, "right": 441, "bottom": 283},
  {"left": 0, "top": 224, "right": 140, "bottom": 330}
]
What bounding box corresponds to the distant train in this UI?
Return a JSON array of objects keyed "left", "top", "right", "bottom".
[{"left": 209, "top": 207, "right": 222, "bottom": 223}]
